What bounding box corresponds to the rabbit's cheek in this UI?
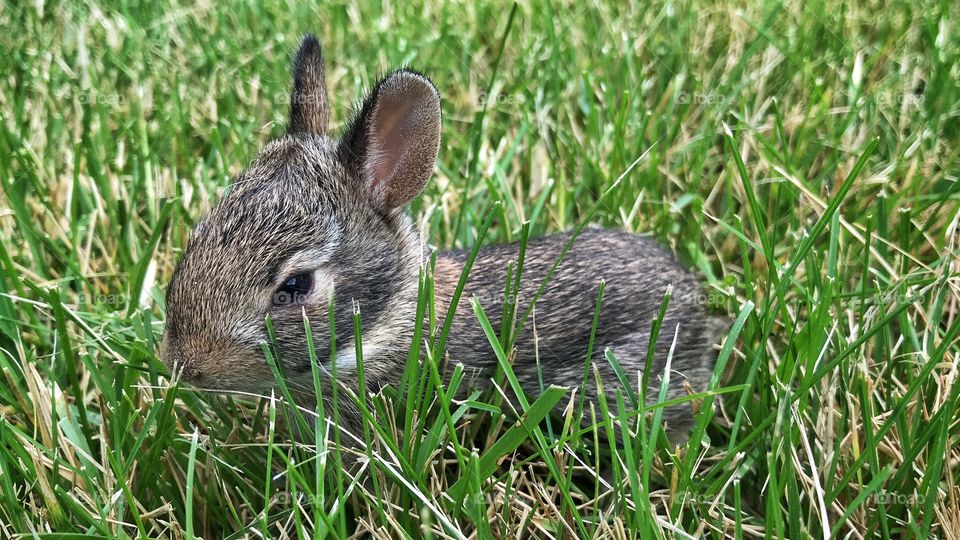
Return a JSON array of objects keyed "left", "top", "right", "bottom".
[{"left": 211, "top": 349, "right": 276, "bottom": 388}]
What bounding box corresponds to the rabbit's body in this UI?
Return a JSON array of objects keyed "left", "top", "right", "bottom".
[
  {"left": 161, "top": 35, "right": 723, "bottom": 440},
  {"left": 433, "top": 229, "right": 719, "bottom": 432}
]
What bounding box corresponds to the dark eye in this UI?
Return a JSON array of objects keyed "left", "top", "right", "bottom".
[{"left": 272, "top": 272, "right": 314, "bottom": 307}]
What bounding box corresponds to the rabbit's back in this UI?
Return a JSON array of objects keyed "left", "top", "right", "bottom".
[{"left": 434, "top": 228, "right": 721, "bottom": 430}]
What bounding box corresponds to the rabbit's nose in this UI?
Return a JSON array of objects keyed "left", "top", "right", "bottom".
[{"left": 161, "top": 339, "right": 208, "bottom": 383}]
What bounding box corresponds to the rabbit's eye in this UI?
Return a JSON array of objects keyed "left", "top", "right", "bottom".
[{"left": 273, "top": 272, "right": 314, "bottom": 307}]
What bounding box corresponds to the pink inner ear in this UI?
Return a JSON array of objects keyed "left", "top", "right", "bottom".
[{"left": 370, "top": 96, "right": 416, "bottom": 192}]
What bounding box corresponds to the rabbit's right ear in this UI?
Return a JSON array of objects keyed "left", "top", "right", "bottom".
[
  {"left": 288, "top": 34, "right": 330, "bottom": 135},
  {"left": 339, "top": 70, "right": 441, "bottom": 212}
]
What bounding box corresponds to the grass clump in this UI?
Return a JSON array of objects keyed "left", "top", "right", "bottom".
[{"left": 1, "top": 0, "right": 958, "bottom": 538}]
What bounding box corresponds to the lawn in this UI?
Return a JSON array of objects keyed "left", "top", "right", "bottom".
[{"left": 1, "top": 0, "right": 958, "bottom": 538}]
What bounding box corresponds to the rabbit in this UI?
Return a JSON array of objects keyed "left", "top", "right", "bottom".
[{"left": 161, "top": 34, "right": 727, "bottom": 443}]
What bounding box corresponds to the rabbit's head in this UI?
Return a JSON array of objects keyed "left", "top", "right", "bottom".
[{"left": 161, "top": 35, "right": 440, "bottom": 398}]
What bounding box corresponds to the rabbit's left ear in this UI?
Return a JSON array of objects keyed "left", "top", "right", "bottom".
[
  {"left": 288, "top": 34, "right": 330, "bottom": 135},
  {"left": 339, "top": 70, "right": 441, "bottom": 211}
]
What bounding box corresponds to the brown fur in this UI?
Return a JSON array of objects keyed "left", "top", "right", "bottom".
[{"left": 161, "top": 35, "right": 726, "bottom": 440}]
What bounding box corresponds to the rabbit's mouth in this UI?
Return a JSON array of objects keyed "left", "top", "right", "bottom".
[
  {"left": 168, "top": 364, "right": 284, "bottom": 399},
  {"left": 161, "top": 338, "right": 276, "bottom": 393}
]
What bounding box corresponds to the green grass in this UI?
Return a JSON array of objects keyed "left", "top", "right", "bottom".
[{"left": 1, "top": 0, "right": 959, "bottom": 537}]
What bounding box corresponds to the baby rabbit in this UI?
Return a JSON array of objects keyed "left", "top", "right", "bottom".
[{"left": 161, "top": 35, "right": 725, "bottom": 440}]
